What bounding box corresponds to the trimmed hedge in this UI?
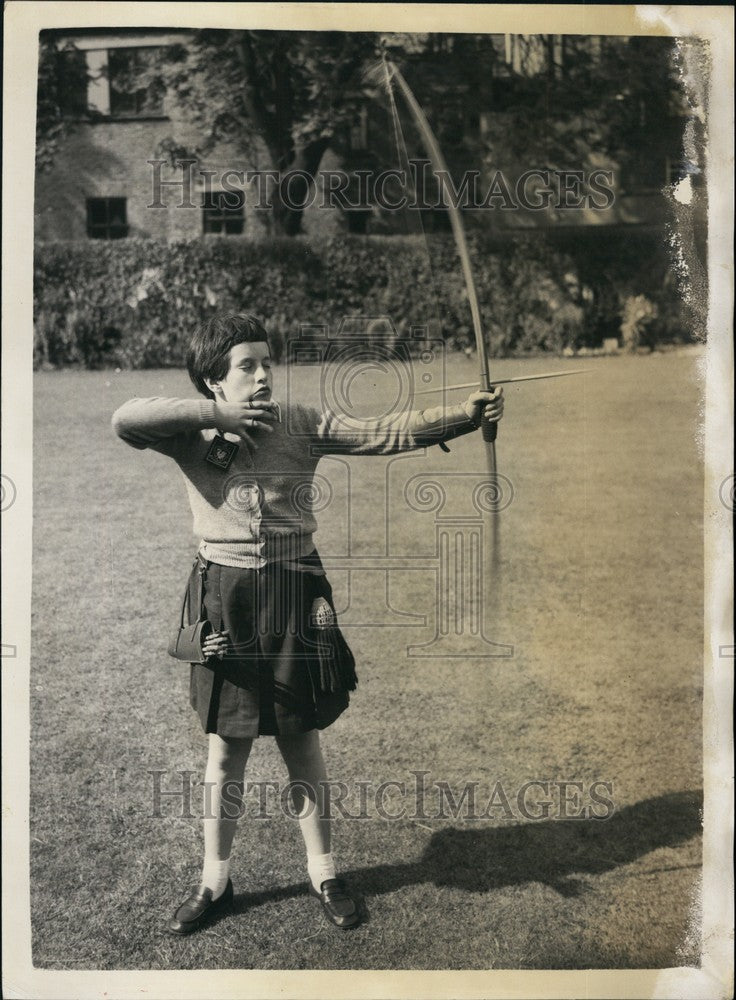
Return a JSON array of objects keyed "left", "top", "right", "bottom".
[{"left": 33, "top": 232, "right": 699, "bottom": 369}]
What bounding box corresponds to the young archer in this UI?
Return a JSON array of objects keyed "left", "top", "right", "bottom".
[{"left": 112, "top": 313, "right": 504, "bottom": 933}]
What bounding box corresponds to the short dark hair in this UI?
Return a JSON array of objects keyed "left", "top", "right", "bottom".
[{"left": 187, "top": 313, "right": 270, "bottom": 399}]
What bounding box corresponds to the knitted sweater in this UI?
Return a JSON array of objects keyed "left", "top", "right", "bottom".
[{"left": 112, "top": 395, "right": 477, "bottom": 568}]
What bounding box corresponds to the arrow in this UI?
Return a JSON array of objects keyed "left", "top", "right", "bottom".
[{"left": 414, "top": 368, "right": 592, "bottom": 395}]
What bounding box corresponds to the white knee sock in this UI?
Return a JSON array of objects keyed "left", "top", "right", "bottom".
[
  {"left": 200, "top": 856, "right": 231, "bottom": 900},
  {"left": 307, "top": 851, "right": 336, "bottom": 892}
]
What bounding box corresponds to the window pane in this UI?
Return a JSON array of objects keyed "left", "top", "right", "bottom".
[
  {"left": 108, "top": 47, "right": 163, "bottom": 117},
  {"left": 421, "top": 207, "right": 452, "bottom": 232},
  {"left": 203, "top": 191, "right": 244, "bottom": 235},
  {"left": 107, "top": 198, "right": 127, "bottom": 226},
  {"left": 87, "top": 199, "right": 108, "bottom": 226},
  {"left": 86, "top": 197, "right": 128, "bottom": 239},
  {"left": 219, "top": 190, "right": 244, "bottom": 212},
  {"left": 346, "top": 211, "right": 370, "bottom": 234},
  {"left": 109, "top": 49, "right": 136, "bottom": 115}
]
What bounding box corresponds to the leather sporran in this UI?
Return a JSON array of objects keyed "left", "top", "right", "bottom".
[{"left": 309, "top": 596, "right": 357, "bottom": 694}]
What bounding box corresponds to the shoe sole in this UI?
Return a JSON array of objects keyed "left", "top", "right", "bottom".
[
  {"left": 166, "top": 908, "right": 231, "bottom": 936},
  {"left": 166, "top": 892, "right": 234, "bottom": 936}
]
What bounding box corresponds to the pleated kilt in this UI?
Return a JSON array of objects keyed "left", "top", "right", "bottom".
[{"left": 184, "top": 550, "right": 356, "bottom": 738}]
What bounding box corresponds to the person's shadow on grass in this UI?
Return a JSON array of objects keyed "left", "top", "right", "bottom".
[
  {"left": 230, "top": 788, "right": 702, "bottom": 918},
  {"left": 353, "top": 788, "right": 703, "bottom": 901}
]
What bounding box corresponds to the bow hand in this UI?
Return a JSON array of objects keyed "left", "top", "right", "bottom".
[{"left": 463, "top": 387, "right": 504, "bottom": 440}]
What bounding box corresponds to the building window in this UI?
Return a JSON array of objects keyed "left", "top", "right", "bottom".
[
  {"left": 421, "top": 207, "right": 452, "bottom": 233},
  {"left": 108, "top": 47, "right": 164, "bottom": 117},
  {"left": 59, "top": 46, "right": 165, "bottom": 118},
  {"left": 345, "top": 210, "right": 371, "bottom": 234},
  {"left": 203, "top": 191, "right": 245, "bottom": 235},
  {"left": 86, "top": 197, "right": 128, "bottom": 239}
]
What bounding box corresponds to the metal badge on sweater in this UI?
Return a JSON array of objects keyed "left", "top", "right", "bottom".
[{"left": 205, "top": 435, "right": 239, "bottom": 470}]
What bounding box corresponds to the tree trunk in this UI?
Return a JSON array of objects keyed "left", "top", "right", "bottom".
[
  {"left": 236, "top": 30, "right": 354, "bottom": 235},
  {"left": 268, "top": 137, "right": 331, "bottom": 236}
]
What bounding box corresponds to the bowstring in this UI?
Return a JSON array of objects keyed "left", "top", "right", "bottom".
[
  {"left": 381, "top": 56, "right": 445, "bottom": 346},
  {"left": 380, "top": 55, "right": 503, "bottom": 632}
]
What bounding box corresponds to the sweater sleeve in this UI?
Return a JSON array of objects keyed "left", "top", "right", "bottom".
[
  {"left": 111, "top": 397, "right": 218, "bottom": 459},
  {"left": 305, "top": 401, "right": 478, "bottom": 455}
]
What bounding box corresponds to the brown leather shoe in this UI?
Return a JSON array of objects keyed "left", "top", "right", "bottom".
[
  {"left": 309, "top": 877, "right": 360, "bottom": 929},
  {"left": 167, "top": 879, "right": 234, "bottom": 936}
]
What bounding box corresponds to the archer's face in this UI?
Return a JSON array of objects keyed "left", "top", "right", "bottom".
[{"left": 208, "top": 341, "right": 272, "bottom": 404}]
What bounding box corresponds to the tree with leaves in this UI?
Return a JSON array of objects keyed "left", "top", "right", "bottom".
[
  {"left": 36, "top": 35, "right": 88, "bottom": 172},
  {"left": 37, "top": 30, "right": 695, "bottom": 236},
  {"left": 383, "top": 33, "right": 693, "bottom": 191},
  {"left": 154, "top": 30, "right": 380, "bottom": 235}
]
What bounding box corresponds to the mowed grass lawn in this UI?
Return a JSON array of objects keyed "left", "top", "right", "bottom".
[{"left": 30, "top": 348, "right": 704, "bottom": 971}]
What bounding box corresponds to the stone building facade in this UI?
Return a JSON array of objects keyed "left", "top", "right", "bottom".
[
  {"left": 35, "top": 29, "right": 696, "bottom": 244},
  {"left": 35, "top": 29, "right": 346, "bottom": 243}
]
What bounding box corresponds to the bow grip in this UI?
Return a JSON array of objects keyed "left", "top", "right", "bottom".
[{"left": 481, "top": 414, "right": 498, "bottom": 443}]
